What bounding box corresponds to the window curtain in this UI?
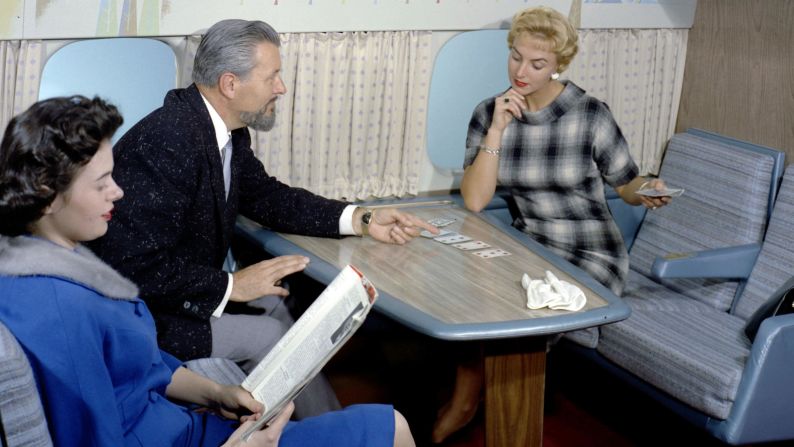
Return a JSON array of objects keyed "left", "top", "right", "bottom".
[
  {"left": 0, "top": 41, "right": 45, "bottom": 136},
  {"left": 177, "top": 31, "right": 432, "bottom": 200},
  {"left": 175, "top": 35, "right": 201, "bottom": 88},
  {"left": 565, "top": 29, "right": 688, "bottom": 175}
]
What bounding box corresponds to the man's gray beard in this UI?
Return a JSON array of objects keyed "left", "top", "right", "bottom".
[{"left": 241, "top": 109, "right": 276, "bottom": 132}]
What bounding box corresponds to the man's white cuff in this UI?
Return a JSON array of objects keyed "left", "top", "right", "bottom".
[{"left": 212, "top": 273, "right": 234, "bottom": 318}]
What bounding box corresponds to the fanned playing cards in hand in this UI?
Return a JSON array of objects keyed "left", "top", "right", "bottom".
[{"left": 636, "top": 187, "right": 685, "bottom": 197}]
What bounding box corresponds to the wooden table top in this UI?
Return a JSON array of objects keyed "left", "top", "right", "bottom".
[{"left": 237, "top": 198, "right": 629, "bottom": 340}]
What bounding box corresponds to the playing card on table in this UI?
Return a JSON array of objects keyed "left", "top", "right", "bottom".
[
  {"left": 427, "top": 216, "right": 456, "bottom": 227},
  {"left": 452, "top": 240, "right": 491, "bottom": 251},
  {"left": 421, "top": 228, "right": 451, "bottom": 238},
  {"left": 434, "top": 233, "right": 472, "bottom": 244},
  {"left": 472, "top": 248, "right": 511, "bottom": 258}
]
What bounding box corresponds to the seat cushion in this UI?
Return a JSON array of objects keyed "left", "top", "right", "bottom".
[
  {"left": 597, "top": 295, "right": 750, "bottom": 419},
  {"left": 629, "top": 133, "right": 773, "bottom": 311},
  {"left": 0, "top": 323, "right": 53, "bottom": 446},
  {"left": 564, "top": 269, "right": 712, "bottom": 348}
]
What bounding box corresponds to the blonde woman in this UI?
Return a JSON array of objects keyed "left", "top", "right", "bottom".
[{"left": 435, "top": 6, "right": 673, "bottom": 443}]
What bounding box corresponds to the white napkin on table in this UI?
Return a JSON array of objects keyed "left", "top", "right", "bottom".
[{"left": 521, "top": 270, "right": 586, "bottom": 311}]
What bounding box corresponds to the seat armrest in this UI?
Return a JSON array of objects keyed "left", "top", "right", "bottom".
[
  {"left": 713, "top": 314, "right": 794, "bottom": 444},
  {"left": 651, "top": 243, "right": 761, "bottom": 280}
]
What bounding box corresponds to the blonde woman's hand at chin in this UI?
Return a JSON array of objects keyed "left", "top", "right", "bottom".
[{"left": 490, "top": 88, "right": 527, "bottom": 132}]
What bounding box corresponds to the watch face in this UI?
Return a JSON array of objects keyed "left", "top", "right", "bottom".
[{"left": 362, "top": 211, "right": 372, "bottom": 225}]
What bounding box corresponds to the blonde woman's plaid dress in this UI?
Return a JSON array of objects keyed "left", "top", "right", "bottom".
[{"left": 464, "top": 81, "right": 639, "bottom": 295}]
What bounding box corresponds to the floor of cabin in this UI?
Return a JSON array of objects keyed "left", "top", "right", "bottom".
[{"left": 323, "top": 315, "right": 784, "bottom": 447}]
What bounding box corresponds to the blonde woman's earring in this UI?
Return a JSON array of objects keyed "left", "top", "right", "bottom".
[{"left": 551, "top": 72, "right": 560, "bottom": 80}]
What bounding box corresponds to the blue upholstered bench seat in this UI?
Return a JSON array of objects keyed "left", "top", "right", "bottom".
[
  {"left": 590, "top": 164, "right": 794, "bottom": 442},
  {"left": 0, "top": 323, "right": 53, "bottom": 446},
  {"left": 564, "top": 130, "right": 778, "bottom": 350},
  {"left": 598, "top": 293, "right": 749, "bottom": 420}
]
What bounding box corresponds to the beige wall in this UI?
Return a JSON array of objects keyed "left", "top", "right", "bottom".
[
  {"left": 676, "top": 0, "right": 794, "bottom": 163},
  {"left": 2, "top": 0, "right": 694, "bottom": 40}
]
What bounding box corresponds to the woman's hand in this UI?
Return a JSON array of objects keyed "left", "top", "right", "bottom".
[
  {"left": 461, "top": 89, "right": 527, "bottom": 211},
  {"left": 636, "top": 177, "right": 673, "bottom": 210},
  {"left": 616, "top": 176, "right": 674, "bottom": 209},
  {"left": 222, "top": 401, "right": 294, "bottom": 447},
  {"left": 490, "top": 88, "right": 527, "bottom": 132},
  {"left": 212, "top": 384, "right": 265, "bottom": 421}
]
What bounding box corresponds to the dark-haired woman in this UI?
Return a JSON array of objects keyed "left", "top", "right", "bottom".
[{"left": 0, "top": 96, "right": 414, "bottom": 447}]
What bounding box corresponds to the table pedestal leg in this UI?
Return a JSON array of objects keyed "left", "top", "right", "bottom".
[{"left": 484, "top": 337, "right": 547, "bottom": 447}]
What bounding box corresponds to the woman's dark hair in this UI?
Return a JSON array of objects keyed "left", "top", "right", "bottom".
[{"left": 0, "top": 95, "right": 123, "bottom": 236}]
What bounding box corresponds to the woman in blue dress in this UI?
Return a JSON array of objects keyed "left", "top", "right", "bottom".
[{"left": 0, "top": 95, "right": 415, "bottom": 447}]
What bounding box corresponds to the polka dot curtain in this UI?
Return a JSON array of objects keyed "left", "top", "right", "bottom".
[
  {"left": 178, "top": 31, "right": 432, "bottom": 200},
  {"left": 176, "top": 28, "right": 684, "bottom": 187},
  {"left": 565, "top": 29, "right": 688, "bottom": 175},
  {"left": 0, "top": 41, "right": 45, "bottom": 138}
]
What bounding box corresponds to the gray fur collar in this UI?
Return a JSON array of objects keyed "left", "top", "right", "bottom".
[{"left": 0, "top": 235, "right": 138, "bottom": 300}]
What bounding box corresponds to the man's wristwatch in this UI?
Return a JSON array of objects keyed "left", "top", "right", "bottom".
[{"left": 360, "top": 209, "right": 373, "bottom": 236}]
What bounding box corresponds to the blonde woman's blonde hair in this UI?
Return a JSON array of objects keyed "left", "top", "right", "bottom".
[{"left": 507, "top": 6, "right": 579, "bottom": 73}]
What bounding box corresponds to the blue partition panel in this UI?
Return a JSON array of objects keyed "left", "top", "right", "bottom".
[
  {"left": 39, "top": 38, "right": 177, "bottom": 143},
  {"left": 427, "top": 30, "right": 510, "bottom": 172}
]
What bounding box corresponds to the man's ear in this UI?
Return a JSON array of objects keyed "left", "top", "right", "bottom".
[{"left": 218, "top": 72, "right": 237, "bottom": 99}]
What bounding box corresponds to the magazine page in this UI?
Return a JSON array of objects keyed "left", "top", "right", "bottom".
[{"left": 240, "top": 265, "right": 377, "bottom": 439}]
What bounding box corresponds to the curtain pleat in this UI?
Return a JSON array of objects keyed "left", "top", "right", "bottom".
[
  {"left": 0, "top": 41, "right": 45, "bottom": 136},
  {"left": 178, "top": 31, "right": 432, "bottom": 200}
]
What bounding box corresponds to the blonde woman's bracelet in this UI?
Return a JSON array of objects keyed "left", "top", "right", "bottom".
[{"left": 480, "top": 145, "right": 501, "bottom": 156}]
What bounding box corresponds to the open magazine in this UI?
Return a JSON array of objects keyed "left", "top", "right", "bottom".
[{"left": 240, "top": 265, "right": 378, "bottom": 440}]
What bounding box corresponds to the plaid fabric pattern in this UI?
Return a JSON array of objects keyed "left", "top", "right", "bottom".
[{"left": 464, "top": 82, "right": 639, "bottom": 295}]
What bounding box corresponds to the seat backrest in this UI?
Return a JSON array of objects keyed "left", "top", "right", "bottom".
[
  {"left": 733, "top": 165, "right": 794, "bottom": 319},
  {"left": 685, "top": 128, "right": 787, "bottom": 221},
  {"left": 629, "top": 131, "right": 776, "bottom": 311},
  {"left": 426, "top": 29, "right": 510, "bottom": 173},
  {"left": 0, "top": 322, "right": 52, "bottom": 447}
]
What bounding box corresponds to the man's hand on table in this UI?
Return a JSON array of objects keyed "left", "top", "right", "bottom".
[{"left": 354, "top": 207, "right": 439, "bottom": 244}]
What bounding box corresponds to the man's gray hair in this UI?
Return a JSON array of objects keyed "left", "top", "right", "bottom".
[{"left": 192, "top": 19, "right": 280, "bottom": 86}]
